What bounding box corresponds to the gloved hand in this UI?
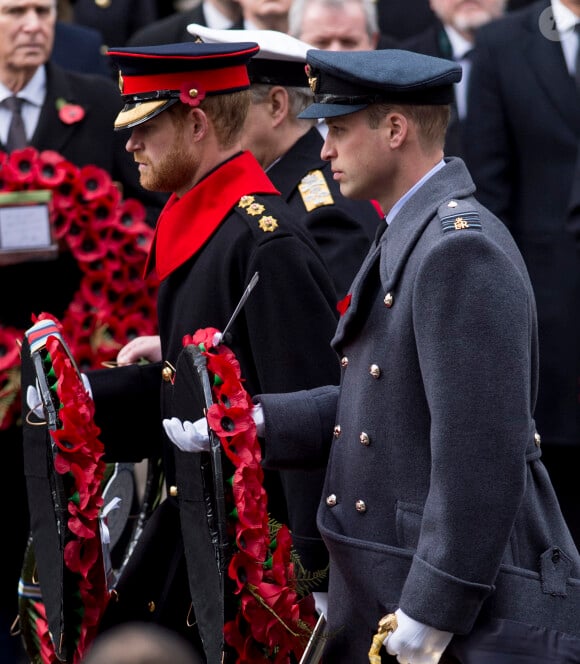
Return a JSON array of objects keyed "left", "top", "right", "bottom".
[
  {"left": 163, "top": 417, "right": 210, "bottom": 453},
  {"left": 312, "top": 591, "right": 328, "bottom": 618},
  {"left": 384, "top": 608, "right": 453, "bottom": 664},
  {"left": 163, "top": 403, "right": 265, "bottom": 453}
]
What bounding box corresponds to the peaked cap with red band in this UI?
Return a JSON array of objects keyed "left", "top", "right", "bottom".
[{"left": 106, "top": 41, "right": 260, "bottom": 130}]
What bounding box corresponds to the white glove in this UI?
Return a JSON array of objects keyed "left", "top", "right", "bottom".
[
  {"left": 384, "top": 608, "right": 453, "bottom": 664},
  {"left": 312, "top": 591, "right": 328, "bottom": 618},
  {"left": 163, "top": 417, "right": 210, "bottom": 453},
  {"left": 162, "top": 404, "right": 265, "bottom": 453},
  {"left": 252, "top": 403, "right": 265, "bottom": 437}
]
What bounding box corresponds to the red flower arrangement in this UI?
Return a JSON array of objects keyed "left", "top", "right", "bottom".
[
  {"left": 26, "top": 318, "right": 110, "bottom": 663},
  {"left": 0, "top": 146, "right": 159, "bottom": 431},
  {"left": 183, "top": 328, "right": 318, "bottom": 663}
]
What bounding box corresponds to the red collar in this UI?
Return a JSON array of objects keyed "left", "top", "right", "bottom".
[{"left": 145, "top": 151, "right": 279, "bottom": 281}]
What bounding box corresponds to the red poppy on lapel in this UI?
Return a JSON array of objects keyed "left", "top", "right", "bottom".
[
  {"left": 56, "top": 99, "right": 85, "bottom": 125},
  {"left": 337, "top": 292, "right": 352, "bottom": 316}
]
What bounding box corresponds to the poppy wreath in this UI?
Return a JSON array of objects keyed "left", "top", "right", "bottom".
[
  {"left": 21, "top": 317, "right": 110, "bottom": 663},
  {"left": 0, "top": 146, "right": 159, "bottom": 430},
  {"left": 183, "top": 328, "right": 320, "bottom": 663}
]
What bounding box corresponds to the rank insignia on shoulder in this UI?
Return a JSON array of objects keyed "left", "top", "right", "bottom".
[
  {"left": 298, "top": 169, "right": 334, "bottom": 212},
  {"left": 239, "top": 195, "right": 265, "bottom": 216},
  {"left": 439, "top": 200, "right": 482, "bottom": 233},
  {"left": 258, "top": 215, "right": 278, "bottom": 232}
]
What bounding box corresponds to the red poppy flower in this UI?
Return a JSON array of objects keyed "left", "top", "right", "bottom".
[
  {"left": 58, "top": 103, "right": 85, "bottom": 125},
  {"left": 336, "top": 292, "right": 352, "bottom": 316},
  {"left": 35, "top": 150, "right": 68, "bottom": 187},
  {"left": 190, "top": 326, "right": 221, "bottom": 350},
  {"left": 77, "top": 164, "right": 113, "bottom": 201},
  {"left": 180, "top": 80, "right": 206, "bottom": 107},
  {"left": 118, "top": 198, "right": 146, "bottom": 230},
  {"left": 229, "top": 550, "right": 265, "bottom": 592},
  {"left": 5, "top": 147, "right": 38, "bottom": 184}
]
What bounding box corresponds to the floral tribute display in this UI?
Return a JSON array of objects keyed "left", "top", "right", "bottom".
[
  {"left": 0, "top": 146, "right": 159, "bottom": 430},
  {"left": 22, "top": 316, "right": 110, "bottom": 663},
  {"left": 184, "top": 327, "right": 320, "bottom": 663}
]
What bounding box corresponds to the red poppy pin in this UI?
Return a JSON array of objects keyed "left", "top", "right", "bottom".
[
  {"left": 337, "top": 293, "right": 352, "bottom": 316},
  {"left": 56, "top": 98, "right": 85, "bottom": 125}
]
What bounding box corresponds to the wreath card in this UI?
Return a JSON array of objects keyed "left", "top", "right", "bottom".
[{"left": 0, "top": 189, "right": 56, "bottom": 265}]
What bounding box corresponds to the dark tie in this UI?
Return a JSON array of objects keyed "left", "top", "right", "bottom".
[
  {"left": 575, "top": 24, "right": 580, "bottom": 92},
  {"left": 2, "top": 96, "right": 27, "bottom": 152}
]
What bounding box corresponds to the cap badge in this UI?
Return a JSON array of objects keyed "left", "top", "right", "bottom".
[
  {"left": 118, "top": 71, "right": 124, "bottom": 94},
  {"left": 305, "top": 64, "right": 317, "bottom": 94}
]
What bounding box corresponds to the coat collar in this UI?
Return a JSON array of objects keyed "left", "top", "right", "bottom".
[{"left": 332, "top": 157, "right": 476, "bottom": 346}]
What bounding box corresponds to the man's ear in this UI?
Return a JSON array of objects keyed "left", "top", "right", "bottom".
[
  {"left": 268, "top": 86, "right": 289, "bottom": 127},
  {"left": 189, "top": 107, "right": 209, "bottom": 141},
  {"left": 386, "top": 111, "right": 408, "bottom": 148}
]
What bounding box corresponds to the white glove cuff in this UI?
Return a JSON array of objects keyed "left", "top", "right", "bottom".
[
  {"left": 384, "top": 608, "right": 453, "bottom": 664},
  {"left": 251, "top": 403, "right": 265, "bottom": 437}
]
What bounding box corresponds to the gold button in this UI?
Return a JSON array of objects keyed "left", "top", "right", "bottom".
[
  {"left": 169, "top": 485, "right": 178, "bottom": 497},
  {"left": 534, "top": 432, "right": 541, "bottom": 447},
  {"left": 189, "top": 88, "right": 198, "bottom": 98},
  {"left": 326, "top": 494, "right": 337, "bottom": 506},
  {"left": 369, "top": 364, "right": 381, "bottom": 378},
  {"left": 355, "top": 500, "right": 367, "bottom": 513},
  {"left": 360, "top": 432, "right": 370, "bottom": 446},
  {"left": 161, "top": 362, "right": 174, "bottom": 382},
  {"left": 383, "top": 292, "right": 393, "bottom": 308},
  {"left": 341, "top": 356, "right": 349, "bottom": 368},
  {"left": 333, "top": 424, "right": 341, "bottom": 438},
  {"left": 148, "top": 601, "right": 156, "bottom": 613},
  {"left": 447, "top": 200, "right": 458, "bottom": 208},
  {"left": 96, "top": 0, "right": 111, "bottom": 7}
]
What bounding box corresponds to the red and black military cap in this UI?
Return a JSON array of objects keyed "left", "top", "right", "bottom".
[{"left": 107, "top": 41, "right": 260, "bottom": 130}]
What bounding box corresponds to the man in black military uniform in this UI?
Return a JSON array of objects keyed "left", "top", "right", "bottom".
[{"left": 83, "top": 41, "right": 341, "bottom": 663}]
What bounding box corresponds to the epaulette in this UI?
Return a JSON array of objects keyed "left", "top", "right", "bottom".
[
  {"left": 298, "top": 169, "right": 334, "bottom": 211},
  {"left": 438, "top": 199, "right": 482, "bottom": 234},
  {"left": 238, "top": 194, "right": 279, "bottom": 232}
]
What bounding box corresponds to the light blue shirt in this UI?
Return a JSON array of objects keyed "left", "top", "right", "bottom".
[
  {"left": 0, "top": 66, "right": 46, "bottom": 145},
  {"left": 385, "top": 159, "right": 447, "bottom": 226}
]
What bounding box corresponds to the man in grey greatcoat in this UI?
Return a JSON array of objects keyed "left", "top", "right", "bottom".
[{"left": 169, "top": 48, "right": 580, "bottom": 662}]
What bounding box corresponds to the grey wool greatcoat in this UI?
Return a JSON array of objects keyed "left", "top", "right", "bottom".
[{"left": 258, "top": 157, "right": 580, "bottom": 662}]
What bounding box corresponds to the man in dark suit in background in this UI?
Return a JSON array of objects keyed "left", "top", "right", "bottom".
[{"left": 464, "top": 0, "right": 580, "bottom": 546}]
